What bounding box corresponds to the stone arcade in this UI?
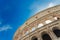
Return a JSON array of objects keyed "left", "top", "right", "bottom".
[{"left": 13, "top": 5, "right": 60, "bottom": 40}]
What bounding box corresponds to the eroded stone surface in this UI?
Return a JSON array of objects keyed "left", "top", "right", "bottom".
[{"left": 13, "top": 5, "right": 60, "bottom": 40}]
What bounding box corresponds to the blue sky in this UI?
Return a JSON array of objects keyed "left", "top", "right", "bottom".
[{"left": 0, "top": 0, "right": 60, "bottom": 40}]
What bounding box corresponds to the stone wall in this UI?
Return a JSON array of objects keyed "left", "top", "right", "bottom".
[{"left": 13, "top": 5, "right": 60, "bottom": 40}]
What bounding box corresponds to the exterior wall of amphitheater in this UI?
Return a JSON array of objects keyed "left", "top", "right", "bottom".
[{"left": 13, "top": 5, "right": 60, "bottom": 40}]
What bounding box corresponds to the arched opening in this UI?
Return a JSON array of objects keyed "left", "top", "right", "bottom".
[
  {"left": 31, "top": 36, "right": 38, "bottom": 40},
  {"left": 42, "top": 33, "right": 52, "bottom": 40},
  {"left": 53, "top": 28, "right": 60, "bottom": 37}
]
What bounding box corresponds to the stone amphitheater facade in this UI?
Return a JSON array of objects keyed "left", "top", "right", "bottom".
[{"left": 13, "top": 5, "right": 60, "bottom": 40}]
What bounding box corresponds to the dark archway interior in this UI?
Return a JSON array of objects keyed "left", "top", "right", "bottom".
[
  {"left": 31, "top": 36, "right": 38, "bottom": 40},
  {"left": 53, "top": 29, "right": 60, "bottom": 37},
  {"left": 42, "top": 33, "right": 52, "bottom": 40}
]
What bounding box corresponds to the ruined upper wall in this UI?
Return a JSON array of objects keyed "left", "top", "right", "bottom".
[{"left": 13, "top": 5, "right": 60, "bottom": 40}]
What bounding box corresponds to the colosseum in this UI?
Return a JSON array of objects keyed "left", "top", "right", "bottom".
[{"left": 13, "top": 5, "right": 60, "bottom": 40}]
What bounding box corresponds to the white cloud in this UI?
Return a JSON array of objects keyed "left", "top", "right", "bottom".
[
  {"left": 29, "top": 2, "right": 45, "bottom": 16},
  {"left": 29, "top": 3, "right": 41, "bottom": 13},
  {"left": 47, "top": 2, "right": 55, "bottom": 8},
  {"left": 29, "top": 1, "right": 60, "bottom": 17},
  {"left": 0, "top": 25, "right": 12, "bottom": 32}
]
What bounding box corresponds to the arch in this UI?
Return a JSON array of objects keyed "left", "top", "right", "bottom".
[
  {"left": 53, "top": 27, "right": 60, "bottom": 37},
  {"left": 41, "top": 32, "right": 52, "bottom": 40},
  {"left": 31, "top": 36, "right": 38, "bottom": 40}
]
